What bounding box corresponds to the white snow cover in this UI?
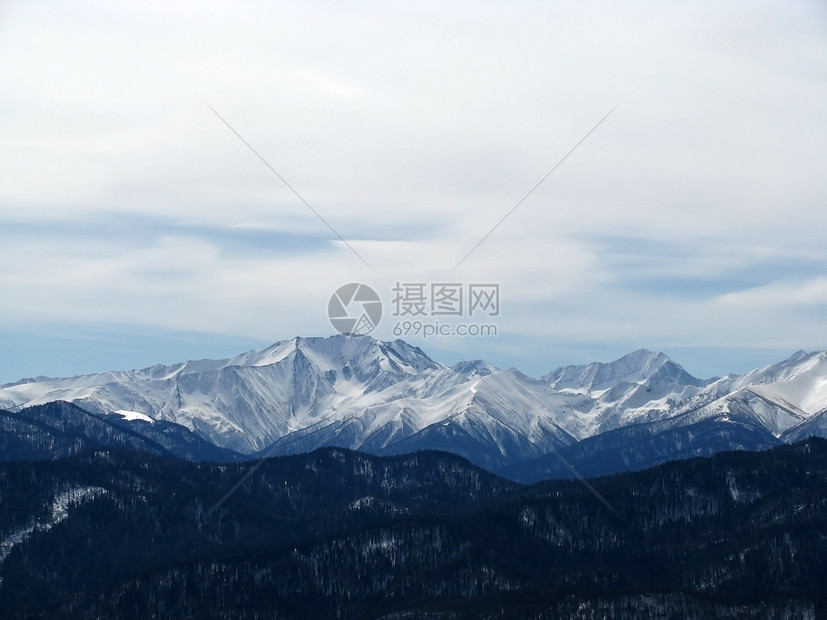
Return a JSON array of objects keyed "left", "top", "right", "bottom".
[
  {"left": 543, "top": 349, "right": 675, "bottom": 392},
  {"left": 113, "top": 410, "right": 155, "bottom": 423},
  {"left": 1, "top": 336, "right": 826, "bottom": 454}
]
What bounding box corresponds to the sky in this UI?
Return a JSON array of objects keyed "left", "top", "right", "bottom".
[{"left": 1, "top": 1, "right": 826, "bottom": 384}]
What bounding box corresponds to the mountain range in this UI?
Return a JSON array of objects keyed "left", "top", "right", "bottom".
[{"left": 2, "top": 335, "right": 827, "bottom": 480}]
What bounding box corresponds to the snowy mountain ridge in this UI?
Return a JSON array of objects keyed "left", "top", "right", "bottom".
[{"left": 1, "top": 336, "right": 826, "bottom": 473}]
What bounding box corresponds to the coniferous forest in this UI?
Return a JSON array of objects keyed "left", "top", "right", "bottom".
[{"left": 0, "top": 437, "right": 825, "bottom": 619}]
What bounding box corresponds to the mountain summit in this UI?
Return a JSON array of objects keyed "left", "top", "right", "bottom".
[{"left": 543, "top": 349, "right": 702, "bottom": 392}]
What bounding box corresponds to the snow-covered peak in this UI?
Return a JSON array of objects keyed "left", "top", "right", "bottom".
[
  {"left": 729, "top": 350, "right": 827, "bottom": 414},
  {"left": 543, "top": 349, "right": 697, "bottom": 392},
  {"left": 226, "top": 335, "right": 440, "bottom": 376},
  {"left": 227, "top": 339, "right": 298, "bottom": 368},
  {"left": 735, "top": 350, "right": 821, "bottom": 386},
  {"left": 451, "top": 359, "right": 500, "bottom": 377}
]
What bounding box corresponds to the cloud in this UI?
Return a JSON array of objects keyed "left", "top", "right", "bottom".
[
  {"left": 718, "top": 277, "right": 827, "bottom": 310},
  {"left": 0, "top": 0, "right": 826, "bottom": 381}
]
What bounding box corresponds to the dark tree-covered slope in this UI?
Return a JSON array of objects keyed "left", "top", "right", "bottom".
[
  {"left": 0, "top": 441, "right": 825, "bottom": 619},
  {"left": 0, "top": 402, "right": 242, "bottom": 463}
]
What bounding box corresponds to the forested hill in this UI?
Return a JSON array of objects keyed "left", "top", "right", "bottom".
[{"left": 1, "top": 441, "right": 826, "bottom": 619}]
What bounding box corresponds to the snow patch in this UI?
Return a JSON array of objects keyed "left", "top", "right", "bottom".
[
  {"left": 113, "top": 410, "right": 155, "bottom": 423},
  {"left": 349, "top": 496, "right": 377, "bottom": 510},
  {"left": 0, "top": 486, "right": 107, "bottom": 566}
]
